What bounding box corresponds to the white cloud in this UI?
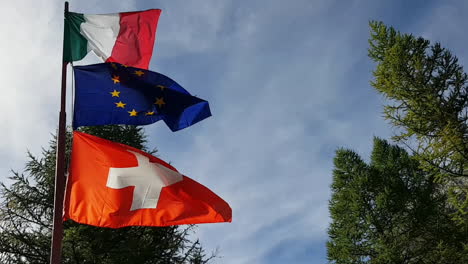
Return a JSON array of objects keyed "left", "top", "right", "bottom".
[
  {"left": 0, "top": 0, "right": 140, "bottom": 174},
  {"left": 0, "top": 0, "right": 62, "bottom": 174},
  {"left": 154, "top": 0, "right": 230, "bottom": 57}
]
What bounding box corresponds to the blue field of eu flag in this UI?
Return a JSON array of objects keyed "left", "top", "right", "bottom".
[{"left": 73, "top": 63, "right": 211, "bottom": 131}]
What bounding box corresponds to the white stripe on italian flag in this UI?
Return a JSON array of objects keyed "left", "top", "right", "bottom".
[{"left": 64, "top": 9, "right": 161, "bottom": 69}]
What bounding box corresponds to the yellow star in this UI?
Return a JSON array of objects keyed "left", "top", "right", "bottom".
[
  {"left": 154, "top": 97, "right": 165, "bottom": 107},
  {"left": 134, "top": 70, "right": 145, "bottom": 77},
  {"left": 110, "top": 90, "right": 120, "bottom": 97},
  {"left": 111, "top": 63, "right": 117, "bottom": 69},
  {"left": 121, "top": 64, "right": 128, "bottom": 67},
  {"left": 128, "top": 109, "right": 138, "bottom": 116},
  {"left": 111, "top": 75, "right": 120, "bottom": 84},
  {"left": 156, "top": 85, "right": 167, "bottom": 91},
  {"left": 115, "top": 101, "right": 126, "bottom": 108},
  {"left": 145, "top": 111, "right": 155, "bottom": 116}
]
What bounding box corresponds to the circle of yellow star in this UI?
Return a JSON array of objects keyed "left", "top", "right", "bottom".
[
  {"left": 154, "top": 97, "right": 165, "bottom": 107},
  {"left": 128, "top": 109, "right": 138, "bottom": 116},
  {"left": 111, "top": 75, "right": 120, "bottom": 84},
  {"left": 145, "top": 111, "right": 155, "bottom": 116},
  {"left": 115, "top": 101, "right": 126, "bottom": 108},
  {"left": 134, "top": 70, "right": 145, "bottom": 77},
  {"left": 110, "top": 90, "right": 120, "bottom": 97}
]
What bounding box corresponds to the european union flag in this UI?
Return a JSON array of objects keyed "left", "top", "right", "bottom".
[{"left": 73, "top": 63, "right": 211, "bottom": 131}]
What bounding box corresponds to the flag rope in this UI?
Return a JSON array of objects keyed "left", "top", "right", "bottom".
[{"left": 70, "top": 61, "right": 75, "bottom": 130}]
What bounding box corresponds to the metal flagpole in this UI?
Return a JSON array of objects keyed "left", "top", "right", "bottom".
[{"left": 50, "top": 2, "right": 69, "bottom": 263}]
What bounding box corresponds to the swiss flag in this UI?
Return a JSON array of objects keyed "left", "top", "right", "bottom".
[{"left": 64, "top": 131, "right": 232, "bottom": 228}]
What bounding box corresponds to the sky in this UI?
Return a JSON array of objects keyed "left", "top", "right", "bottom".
[{"left": 1, "top": 0, "right": 468, "bottom": 263}]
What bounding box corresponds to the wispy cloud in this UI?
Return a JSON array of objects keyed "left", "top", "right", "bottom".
[
  {"left": 145, "top": 1, "right": 394, "bottom": 263},
  {"left": 0, "top": 0, "right": 62, "bottom": 174}
]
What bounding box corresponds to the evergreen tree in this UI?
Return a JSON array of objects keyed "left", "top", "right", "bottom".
[
  {"left": 368, "top": 21, "right": 468, "bottom": 223},
  {"left": 327, "top": 138, "right": 467, "bottom": 264},
  {"left": 0, "top": 125, "right": 213, "bottom": 263}
]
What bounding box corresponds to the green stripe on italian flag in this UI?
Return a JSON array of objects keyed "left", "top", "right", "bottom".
[{"left": 64, "top": 9, "right": 161, "bottom": 69}]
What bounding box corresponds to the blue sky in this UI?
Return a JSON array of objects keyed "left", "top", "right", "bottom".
[{"left": 1, "top": 0, "right": 468, "bottom": 263}]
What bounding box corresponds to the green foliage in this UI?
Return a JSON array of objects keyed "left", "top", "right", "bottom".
[
  {"left": 327, "top": 138, "right": 468, "bottom": 263},
  {"left": 80, "top": 125, "right": 151, "bottom": 153},
  {"left": 368, "top": 21, "right": 468, "bottom": 223},
  {"left": 0, "top": 125, "right": 212, "bottom": 263}
]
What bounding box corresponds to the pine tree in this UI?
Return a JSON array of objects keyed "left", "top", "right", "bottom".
[
  {"left": 0, "top": 125, "right": 213, "bottom": 263},
  {"left": 327, "top": 138, "right": 468, "bottom": 263},
  {"left": 368, "top": 21, "right": 468, "bottom": 223}
]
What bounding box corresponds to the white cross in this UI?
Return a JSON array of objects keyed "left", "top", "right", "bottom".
[{"left": 106, "top": 150, "right": 183, "bottom": 211}]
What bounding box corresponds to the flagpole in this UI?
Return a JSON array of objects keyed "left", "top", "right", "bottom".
[{"left": 50, "top": 2, "right": 69, "bottom": 263}]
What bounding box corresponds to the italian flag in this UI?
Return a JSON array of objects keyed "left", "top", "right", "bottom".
[{"left": 64, "top": 9, "right": 161, "bottom": 69}]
